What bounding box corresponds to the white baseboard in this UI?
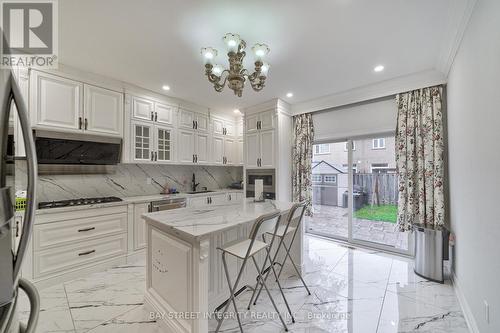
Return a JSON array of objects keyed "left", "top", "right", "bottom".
[{"left": 451, "top": 271, "right": 480, "bottom": 333}]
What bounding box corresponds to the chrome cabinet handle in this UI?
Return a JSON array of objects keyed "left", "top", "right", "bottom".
[
  {"left": 78, "top": 227, "right": 95, "bottom": 232},
  {"left": 154, "top": 152, "right": 157, "bottom": 161},
  {"left": 193, "top": 120, "right": 195, "bottom": 129},
  {"left": 84, "top": 118, "right": 88, "bottom": 130},
  {"left": 154, "top": 112, "right": 158, "bottom": 122},
  {"left": 78, "top": 250, "right": 95, "bottom": 256},
  {"left": 151, "top": 112, "right": 155, "bottom": 121},
  {"left": 78, "top": 117, "right": 83, "bottom": 129}
]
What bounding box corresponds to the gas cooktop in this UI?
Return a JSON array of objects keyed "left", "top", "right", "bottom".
[{"left": 38, "top": 196, "right": 123, "bottom": 209}]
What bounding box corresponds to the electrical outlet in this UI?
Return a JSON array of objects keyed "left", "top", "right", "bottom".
[
  {"left": 146, "top": 177, "right": 152, "bottom": 185},
  {"left": 484, "top": 300, "right": 489, "bottom": 323}
]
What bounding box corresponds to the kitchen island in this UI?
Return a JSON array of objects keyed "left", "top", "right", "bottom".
[{"left": 142, "top": 199, "right": 302, "bottom": 333}]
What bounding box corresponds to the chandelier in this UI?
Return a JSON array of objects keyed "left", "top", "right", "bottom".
[{"left": 201, "top": 33, "right": 270, "bottom": 97}]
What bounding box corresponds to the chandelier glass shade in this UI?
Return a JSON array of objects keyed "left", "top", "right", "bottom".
[{"left": 201, "top": 33, "right": 270, "bottom": 97}]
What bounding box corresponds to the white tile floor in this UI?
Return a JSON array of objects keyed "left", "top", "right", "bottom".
[{"left": 18, "top": 235, "right": 469, "bottom": 333}]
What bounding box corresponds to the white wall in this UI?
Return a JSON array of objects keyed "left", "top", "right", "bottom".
[{"left": 447, "top": 1, "right": 500, "bottom": 332}]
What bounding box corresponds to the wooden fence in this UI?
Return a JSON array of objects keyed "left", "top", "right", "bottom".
[{"left": 353, "top": 173, "right": 399, "bottom": 205}]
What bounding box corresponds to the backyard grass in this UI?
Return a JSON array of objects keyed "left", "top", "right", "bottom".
[{"left": 354, "top": 204, "right": 397, "bottom": 223}]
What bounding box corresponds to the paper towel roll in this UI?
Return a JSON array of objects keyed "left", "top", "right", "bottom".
[{"left": 255, "top": 179, "right": 264, "bottom": 202}]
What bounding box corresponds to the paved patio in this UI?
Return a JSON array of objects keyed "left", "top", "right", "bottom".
[{"left": 305, "top": 205, "right": 409, "bottom": 250}]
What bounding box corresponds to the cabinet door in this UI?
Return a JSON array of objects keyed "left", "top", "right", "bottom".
[
  {"left": 155, "top": 125, "right": 173, "bottom": 162},
  {"left": 155, "top": 102, "right": 173, "bottom": 125},
  {"left": 178, "top": 130, "right": 195, "bottom": 163},
  {"left": 132, "top": 96, "right": 154, "bottom": 121},
  {"left": 32, "top": 71, "right": 83, "bottom": 131},
  {"left": 189, "top": 196, "right": 209, "bottom": 208},
  {"left": 195, "top": 113, "right": 209, "bottom": 132},
  {"left": 225, "top": 121, "right": 235, "bottom": 136},
  {"left": 195, "top": 132, "right": 209, "bottom": 164},
  {"left": 134, "top": 203, "right": 149, "bottom": 250},
  {"left": 245, "top": 114, "right": 259, "bottom": 133},
  {"left": 212, "top": 118, "right": 224, "bottom": 136},
  {"left": 132, "top": 122, "right": 154, "bottom": 162},
  {"left": 210, "top": 194, "right": 227, "bottom": 205},
  {"left": 179, "top": 109, "right": 195, "bottom": 130},
  {"left": 260, "top": 130, "right": 275, "bottom": 168},
  {"left": 227, "top": 192, "right": 243, "bottom": 203},
  {"left": 245, "top": 132, "right": 259, "bottom": 168},
  {"left": 224, "top": 138, "right": 235, "bottom": 165},
  {"left": 84, "top": 85, "right": 123, "bottom": 136},
  {"left": 259, "top": 110, "right": 275, "bottom": 130},
  {"left": 237, "top": 139, "right": 244, "bottom": 165},
  {"left": 212, "top": 136, "right": 224, "bottom": 165}
]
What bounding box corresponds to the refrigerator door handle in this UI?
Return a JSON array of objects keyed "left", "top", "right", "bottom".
[{"left": 9, "top": 75, "right": 38, "bottom": 280}]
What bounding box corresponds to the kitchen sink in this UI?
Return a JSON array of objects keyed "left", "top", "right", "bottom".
[{"left": 186, "top": 190, "right": 215, "bottom": 194}]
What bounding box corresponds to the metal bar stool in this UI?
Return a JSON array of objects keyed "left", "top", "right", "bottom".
[
  {"left": 248, "top": 202, "right": 311, "bottom": 308},
  {"left": 214, "top": 211, "right": 293, "bottom": 333}
]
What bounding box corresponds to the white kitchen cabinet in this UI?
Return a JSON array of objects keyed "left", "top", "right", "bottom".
[
  {"left": 30, "top": 71, "right": 83, "bottom": 132},
  {"left": 132, "top": 96, "right": 154, "bottom": 122},
  {"left": 178, "top": 129, "right": 196, "bottom": 163},
  {"left": 195, "top": 113, "right": 209, "bottom": 132},
  {"left": 154, "top": 102, "right": 174, "bottom": 125},
  {"left": 84, "top": 84, "right": 123, "bottom": 137},
  {"left": 224, "top": 138, "right": 235, "bottom": 165},
  {"left": 133, "top": 203, "right": 149, "bottom": 250},
  {"left": 212, "top": 116, "right": 235, "bottom": 136},
  {"left": 155, "top": 125, "right": 174, "bottom": 162},
  {"left": 245, "top": 114, "right": 259, "bottom": 133},
  {"left": 259, "top": 110, "right": 275, "bottom": 130},
  {"left": 195, "top": 132, "right": 210, "bottom": 164},
  {"left": 227, "top": 192, "right": 243, "bottom": 203},
  {"left": 246, "top": 132, "right": 260, "bottom": 168},
  {"left": 210, "top": 193, "right": 227, "bottom": 205},
  {"left": 259, "top": 130, "right": 275, "bottom": 168},
  {"left": 237, "top": 139, "right": 244, "bottom": 165},
  {"left": 131, "top": 121, "right": 154, "bottom": 162},
  {"left": 212, "top": 136, "right": 224, "bottom": 165},
  {"left": 188, "top": 192, "right": 233, "bottom": 208},
  {"left": 188, "top": 196, "right": 209, "bottom": 208},
  {"left": 178, "top": 109, "right": 195, "bottom": 130}
]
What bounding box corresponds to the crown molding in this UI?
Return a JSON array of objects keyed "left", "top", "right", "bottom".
[
  {"left": 290, "top": 69, "right": 446, "bottom": 115},
  {"left": 436, "top": 0, "right": 478, "bottom": 76}
]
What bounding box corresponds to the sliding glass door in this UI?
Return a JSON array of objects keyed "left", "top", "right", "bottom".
[{"left": 307, "top": 136, "right": 411, "bottom": 255}]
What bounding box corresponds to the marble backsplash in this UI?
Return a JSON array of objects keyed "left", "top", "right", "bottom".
[{"left": 15, "top": 161, "right": 243, "bottom": 202}]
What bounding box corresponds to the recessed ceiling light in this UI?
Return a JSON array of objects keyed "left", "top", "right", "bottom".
[
  {"left": 286, "top": 92, "right": 293, "bottom": 98},
  {"left": 374, "top": 65, "right": 385, "bottom": 72},
  {"left": 233, "top": 109, "right": 241, "bottom": 114},
  {"left": 162, "top": 85, "right": 170, "bottom": 91}
]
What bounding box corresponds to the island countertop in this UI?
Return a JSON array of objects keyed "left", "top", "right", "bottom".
[{"left": 142, "top": 198, "right": 294, "bottom": 239}]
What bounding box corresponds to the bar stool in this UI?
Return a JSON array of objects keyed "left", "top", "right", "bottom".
[
  {"left": 248, "top": 202, "right": 311, "bottom": 308},
  {"left": 214, "top": 211, "right": 293, "bottom": 333}
]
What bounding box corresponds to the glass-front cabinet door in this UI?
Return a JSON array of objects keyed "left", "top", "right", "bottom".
[
  {"left": 133, "top": 122, "right": 153, "bottom": 162},
  {"left": 155, "top": 126, "right": 173, "bottom": 162}
]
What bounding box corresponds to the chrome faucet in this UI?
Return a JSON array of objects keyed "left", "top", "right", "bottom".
[{"left": 191, "top": 173, "right": 200, "bottom": 192}]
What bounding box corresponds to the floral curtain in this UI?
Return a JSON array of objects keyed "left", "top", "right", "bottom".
[
  {"left": 292, "top": 113, "right": 314, "bottom": 216},
  {"left": 395, "top": 85, "right": 445, "bottom": 231}
]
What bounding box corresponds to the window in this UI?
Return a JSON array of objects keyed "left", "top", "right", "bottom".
[
  {"left": 324, "top": 175, "right": 337, "bottom": 183},
  {"left": 343, "top": 163, "right": 358, "bottom": 173},
  {"left": 371, "top": 163, "right": 389, "bottom": 173},
  {"left": 314, "top": 144, "right": 330, "bottom": 154},
  {"left": 344, "top": 141, "right": 356, "bottom": 151},
  {"left": 312, "top": 175, "right": 322, "bottom": 182},
  {"left": 372, "top": 138, "right": 386, "bottom": 149}
]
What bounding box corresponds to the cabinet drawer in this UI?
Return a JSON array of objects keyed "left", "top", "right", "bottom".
[
  {"left": 34, "top": 213, "right": 127, "bottom": 250},
  {"left": 34, "top": 233, "right": 127, "bottom": 278}
]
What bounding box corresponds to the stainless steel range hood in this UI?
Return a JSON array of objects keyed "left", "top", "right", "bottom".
[{"left": 34, "top": 130, "right": 122, "bottom": 174}]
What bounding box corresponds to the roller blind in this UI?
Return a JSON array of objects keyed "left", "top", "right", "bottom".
[{"left": 312, "top": 97, "right": 397, "bottom": 143}]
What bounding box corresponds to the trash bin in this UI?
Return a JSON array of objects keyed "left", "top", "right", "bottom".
[
  {"left": 342, "top": 190, "right": 367, "bottom": 210},
  {"left": 413, "top": 224, "right": 450, "bottom": 283}
]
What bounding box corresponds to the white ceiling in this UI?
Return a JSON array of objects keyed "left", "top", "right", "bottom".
[{"left": 58, "top": 0, "right": 466, "bottom": 114}]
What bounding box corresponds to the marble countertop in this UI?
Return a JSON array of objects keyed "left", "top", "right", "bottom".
[
  {"left": 34, "top": 189, "right": 244, "bottom": 215},
  {"left": 142, "top": 198, "right": 294, "bottom": 239}
]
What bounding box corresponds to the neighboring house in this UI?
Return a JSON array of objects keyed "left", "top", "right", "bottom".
[{"left": 313, "top": 136, "right": 396, "bottom": 174}]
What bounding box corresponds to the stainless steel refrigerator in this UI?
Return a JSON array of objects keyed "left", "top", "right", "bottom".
[{"left": 0, "top": 66, "right": 39, "bottom": 332}]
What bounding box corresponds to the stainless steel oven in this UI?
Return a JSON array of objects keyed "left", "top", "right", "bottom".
[{"left": 246, "top": 169, "right": 276, "bottom": 200}]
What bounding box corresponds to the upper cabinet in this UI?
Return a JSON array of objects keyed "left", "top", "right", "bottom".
[
  {"left": 244, "top": 109, "right": 277, "bottom": 169},
  {"left": 212, "top": 116, "right": 235, "bottom": 137},
  {"left": 84, "top": 85, "right": 123, "bottom": 137},
  {"left": 179, "top": 109, "right": 208, "bottom": 132},
  {"left": 31, "top": 71, "right": 83, "bottom": 132},
  {"left": 132, "top": 97, "right": 154, "bottom": 122},
  {"left": 155, "top": 102, "right": 174, "bottom": 126},
  {"left": 30, "top": 70, "right": 123, "bottom": 137}
]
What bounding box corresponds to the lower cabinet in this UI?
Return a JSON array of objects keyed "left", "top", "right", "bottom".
[
  {"left": 133, "top": 202, "right": 149, "bottom": 250},
  {"left": 187, "top": 191, "right": 243, "bottom": 208}
]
